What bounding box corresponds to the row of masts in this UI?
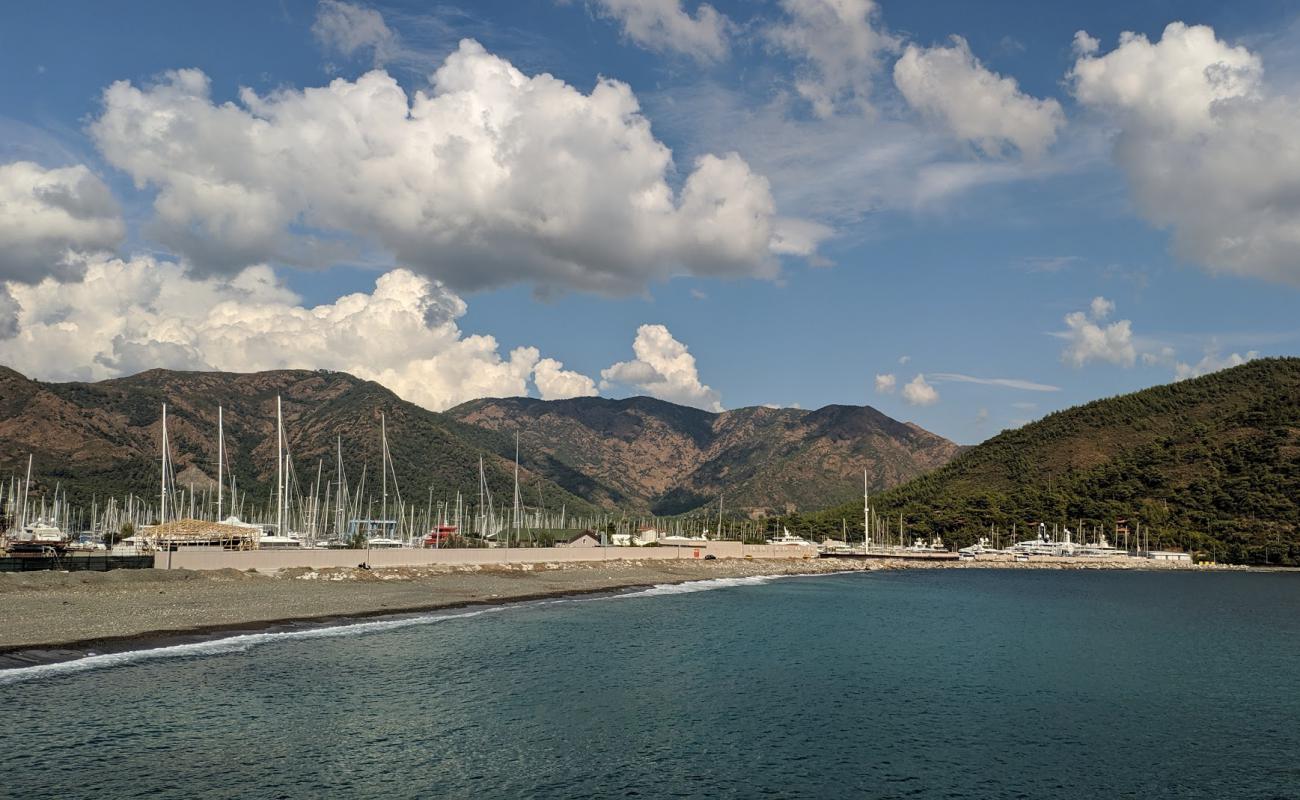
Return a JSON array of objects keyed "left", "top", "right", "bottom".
[{"left": 4, "top": 399, "right": 765, "bottom": 547}]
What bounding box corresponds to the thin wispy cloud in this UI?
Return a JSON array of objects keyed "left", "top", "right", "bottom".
[{"left": 929, "top": 373, "right": 1061, "bottom": 392}]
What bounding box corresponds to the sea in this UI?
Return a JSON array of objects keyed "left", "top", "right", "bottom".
[{"left": 2, "top": 569, "right": 1298, "bottom": 799}]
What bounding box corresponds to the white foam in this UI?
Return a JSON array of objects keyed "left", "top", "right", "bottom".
[
  {"left": 592, "top": 569, "right": 857, "bottom": 601},
  {"left": 0, "top": 605, "right": 504, "bottom": 687},
  {"left": 615, "top": 573, "right": 791, "bottom": 598}
]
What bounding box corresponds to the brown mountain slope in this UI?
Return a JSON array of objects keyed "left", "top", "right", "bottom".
[
  {"left": 0, "top": 366, "right": 960, "bottom": 519},
  {"left": 0, "top": 367, "right": 596, "bottom": 517},
  {"left": 447, "top": 395, "right": 961, "bottom": 515}
]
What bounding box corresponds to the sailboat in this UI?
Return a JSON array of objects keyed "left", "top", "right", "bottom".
[
  {"left": 259, "top": 395, "right": 302, "bottom": 550},
  {"left": 5, "top": 455, "right": 71, "bottom": 553},
  {"left": 6, "top": 457, "right": 69, "bottom": 553},
  {"left": 365, "top": 412, "right": 405, "bottom": 548}
]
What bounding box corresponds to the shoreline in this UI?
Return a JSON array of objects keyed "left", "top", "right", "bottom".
[
  {"left": 0, "top": 558, "right": 853, "bottom": 666},
  {"left": 0, "top": 582, "right": 669, "bottom": 672},
  {"left": 0, "top": 557, "right": 1285, "bottom": 671}
]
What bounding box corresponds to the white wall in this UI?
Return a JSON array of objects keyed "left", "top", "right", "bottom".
[{"left": 155, "top": 542, "right": 818, "bottom": 572}]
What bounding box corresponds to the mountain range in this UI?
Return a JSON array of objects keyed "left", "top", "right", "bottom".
[
  {"left": 0, "top": 366, "right": 958, "bottom": 518},
  {"left": 448, "top": 396, "right": 960, "bottom": 515}
]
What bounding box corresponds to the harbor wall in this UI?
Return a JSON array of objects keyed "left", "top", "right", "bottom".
[{"left": 154, "top": 542, "right": 818, "bottom": 572}]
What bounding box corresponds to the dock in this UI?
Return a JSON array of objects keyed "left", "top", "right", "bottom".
[{"left": 819, "top": 551, "right": 960, "bottom": 561}]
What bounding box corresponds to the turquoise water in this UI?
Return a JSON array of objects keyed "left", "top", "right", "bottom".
[{"left": 3, "top": 570, "right": 1299, "bottom": 799}]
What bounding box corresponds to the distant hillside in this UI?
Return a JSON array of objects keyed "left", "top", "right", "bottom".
[
  {"left": 0, "top": 367, "right": 958, "bottom": 521},
  {"left": 797, "top": 358, "right": 1300, "bottom": 565},
  {"left": 0, "top": 367, "right": 597, "bottom": 519},
  {"left": 447, "top": 395, "right": 961, "bottom": 515}
]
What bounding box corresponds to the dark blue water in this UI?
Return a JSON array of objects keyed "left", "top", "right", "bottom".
[{"left": 3, "top": 570, "right": 1299, "bottom": 799}]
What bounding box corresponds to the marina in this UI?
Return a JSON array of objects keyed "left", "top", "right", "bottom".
[
  {"left": 2, "top": 2, "right": 1299, "bottom": 798},
  {"left": 2, "top": 418, "right": 1199, "bottom": 572}
]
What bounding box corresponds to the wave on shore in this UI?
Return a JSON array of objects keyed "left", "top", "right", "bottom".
[
  {"left": 0, "top": 606, "right": 509, "bottom": 687},
  {"left": 611, "top": 571, "right": 849, "bottom": 599}
]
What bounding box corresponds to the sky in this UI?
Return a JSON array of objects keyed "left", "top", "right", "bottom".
[{"left": 2, "top": 0, "right": 1299, "bottom": 444}]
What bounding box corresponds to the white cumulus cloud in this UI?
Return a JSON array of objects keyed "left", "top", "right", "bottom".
[
  {"left": 902, "top": 373, "right": 938, "bottom": 406},
  {"left": 767, "top": 0, "right": 897, "bottom": 118},
  {"left": 1174, "top": 348, "right": 1259, "bottom": 381},
  {"left": 534, "top": 357, "right": 599, "bottom": 400},
  {"left": 1089, "top": 295, "right": 1115, "bottom": 319},
  {"left": 1058, "top": 296, "right": 1136, "bottom": 368},
  {"left": 893, "top": 36, "right": 1064, "bottom": 159},
  {"left": 312, "top": 0, "right": 399, "bottom": 65},
  {"left": 0, "top": 161, "right": 124, "bottom": 283},
  {"left": 1071, "top": 23, "right": 1300, "bottom": 284},
  {"left": 0, "top": 288, "right": 17, "bottom": 339},
  {"left": 0, "top": 255, "right": 578, "bottom": 412},
  {"left": 873, "top": 373, "right": 896, "bottom": 394},
  {"left": 1072, "top": 30, "right": 1100, "bottom": 57},
  {"left": 583, "top": 0, "right": 730, "bottom": 61},
  {"left": 89, "top": 40, "right": 794, "bottom": 294},
  {"left": 600, "top": 323, "right": 722, "bottom": 411}
]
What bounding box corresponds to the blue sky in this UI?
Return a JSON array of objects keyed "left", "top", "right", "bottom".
[{"left": 2, "top": 0, "right": 1299, "bottom": 444}]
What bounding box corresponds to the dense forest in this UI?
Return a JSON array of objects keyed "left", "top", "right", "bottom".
[{"left": 783, "top": 359, "right": 1300, "bottom": 565}]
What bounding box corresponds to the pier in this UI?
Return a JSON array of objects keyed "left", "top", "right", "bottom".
[{"left": 820, "top": 550, "right": 959, "bottom": 561}]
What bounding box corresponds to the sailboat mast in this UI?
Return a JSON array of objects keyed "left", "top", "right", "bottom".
[
  {"left": 276, "top": 395, "right": 284, "bottom": 536},
  {"left": 381, "top": 412, "right": 388, "bottom": 535},
  {"left": 20, "top": 454, "right": 31, "bottom": 529},
  {"left": 161, "top": 404, "right": 168, "bottom": 530},
  {"left": 512, "top": 431, "right": 520, "bottom": 544},
  {"left": 217, "top": 406, "right": 224, "bottom": 521},
  {"left": 336, "top": 435, "right": 344, "bottom": 540},
  {"left": 863, "top": 470, "right": 869, "bottom": 553}
]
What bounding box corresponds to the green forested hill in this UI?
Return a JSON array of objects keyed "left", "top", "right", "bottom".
[{"left": 792, "top": 358, "right": 1300, "bottom": 564}]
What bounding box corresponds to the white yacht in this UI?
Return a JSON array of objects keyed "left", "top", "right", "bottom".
[
  {"left": 1074, "top": 533, "right": 1123, "bottom": 558},
  {"left": 6, "top": 518, "right": 69, "bottom": 552},
  {"left": 1007, "top": 524, "right": 1076, "bottom": 557},
  {"left": 767, "top": 528, "right": 815, "bottom": 547},
  {"left": 906, "top": 536, "right": 947, "bottom": 552},
  {"left": 258, "top": 534, "right": 303, "bottom": 550},
  {"left": 958, "top": 537, "right": 999, "bottom": 560}
]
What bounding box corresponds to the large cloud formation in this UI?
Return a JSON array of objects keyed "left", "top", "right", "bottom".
[
  {"left": 0, "top": 161, "right": 124, "bottom": 282},
  {"left": 89, "top": 40, "right": 791, "bottom": 294},
  {"left": 894, "top": 36, "right": 1064, "bottom": 159},
  {"left": 600, "top": 323, "right": 722, "bottom": 411},
  {"left": 1072, "top": 22, "right": 1300, "bottom": 284},
  {"left": 0, "top": 255, "right": 601, "bottom": 410}
]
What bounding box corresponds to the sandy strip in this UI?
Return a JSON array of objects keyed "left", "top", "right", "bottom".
[{"left": 0, "top": 555, "right": 1230, "bottom": 665}]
